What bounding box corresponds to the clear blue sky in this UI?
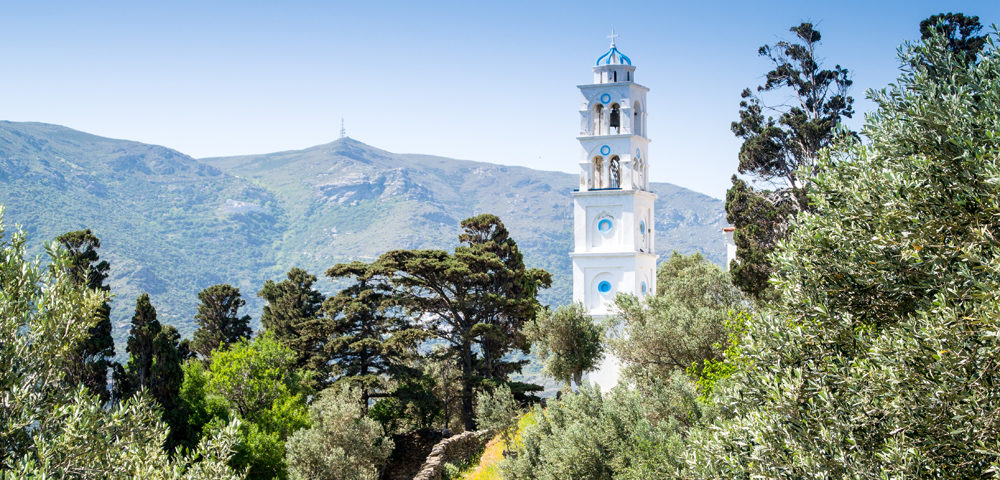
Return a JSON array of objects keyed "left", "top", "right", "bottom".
[{"left": 2, "top": 1, "right": 997, "bottom": 199}]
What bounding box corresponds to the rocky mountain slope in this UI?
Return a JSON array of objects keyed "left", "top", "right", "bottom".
[{"left": 0, "top": 121, "right": 726, "bottom": 347}]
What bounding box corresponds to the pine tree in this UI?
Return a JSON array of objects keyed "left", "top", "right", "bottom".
[
  {"left": 56, "top": 229, "right": 115, "bottom": 403},
  {"left": 726, "top": 23, "right": 854, "bottom": 301},
  {"left": 190, "top": 284, "right": 252, "bottom": 360},
  {"left": 324, "top": 261, "right": 426, "bottom": 410},
  {"left": 919, "top": 12, "right": 986, "bottom": 64},
  {"left": 258, "top": 268, "right": 327, "bottom": 380},
  {"left": 458, "top": 215, "right": 551, "bottom": 383},
  {"left": 370, "top": 214, "right": 551, "bottom": 430}
]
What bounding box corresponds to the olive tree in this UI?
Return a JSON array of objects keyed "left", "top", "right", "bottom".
[
  {"left": 0, "top": 212, "right": 241, "bottom": 478},
  {"left": 285, "top": 384, "right": 394, "bottom": 480},
  {"left": 524, "top": 303, "right": 603, "bottom": 389},
  {"left": 687, "top": 29, "right": 1000, "bottom": 478},
  {"left": 610, "top": 252, "right": 744, "bottom": 388}
]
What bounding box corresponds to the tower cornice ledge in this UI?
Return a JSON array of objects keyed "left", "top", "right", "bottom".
[
  {"left": 569, "top": 252, "right": 659, "bottom": 259},
  {"left": 576, "top": 134, "right": 652, "bottom": 143},
  {"left": 572, "top": 189, "right": 657, "bottom": 200},
  {"left": 577, "top": 83, "right": 650, "bottom": 92}
]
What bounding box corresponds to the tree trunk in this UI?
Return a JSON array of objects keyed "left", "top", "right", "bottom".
[
  {"left": 461, "top": 338, "right": 475, "bottom": 431},
  {"left": 573, "top": 370, "right": 583, "bottom": 391}
]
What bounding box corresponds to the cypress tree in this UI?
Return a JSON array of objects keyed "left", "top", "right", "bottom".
[
  {"left": 114, "top": 294, "right": 186, "bottom": 448},
  {"left": 123, "top": 294, "right": 160, "bottom": 394},
  {"left": 150, "top": 324, "right": 186, "bottom": 449},
  {"left": 190, "top": 284, "right": 252, "bottom": 360}
]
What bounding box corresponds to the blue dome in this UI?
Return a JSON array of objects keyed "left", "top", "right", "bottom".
[{"left": 596, "top": 45, "right": 631, "bottom": 66}]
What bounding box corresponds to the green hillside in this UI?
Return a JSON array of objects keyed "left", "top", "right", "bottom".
[
  {"left": 203, "top": 138, "right": 728, "bottom": 308},
  {"left": 0, "top": 121, "right": 726, "bottom": 349}
]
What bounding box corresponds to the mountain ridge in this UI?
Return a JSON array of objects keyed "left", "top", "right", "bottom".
[{"left": 0, "top": 120, "right": 727, "bottom": 349}]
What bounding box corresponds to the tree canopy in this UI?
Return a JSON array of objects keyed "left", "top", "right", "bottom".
[
  {"left": 114, "top": 293, "right": 187, "bottom": 448},
  {"left": 259, "top": 268, "right": 327, "bottom": 381},
  {"left": 366, "top": 214, "right": 551, "bottom": 430},
  {"left": 920, "top": 12, "right": 986, "bottom": 63},
  {"left": 688, "top": 26, "right": 1000, "bottom": 478},
  {"left": 611, "top": 252, "right": 744, "bottom": 386},
  {"left": 0, "top": 215, "right": 241, "bottom": 478},
  {"left": 525, "top": 303, "right": 604, "bottom": 389},
  {"left": 191, "top": 284, "right": 253, "bottom": 360},
  {"left": 726, "top": 22, "right": 854, "bottom": 301},
  {"left": 324, "top": 261, "right": 426, "bottom": 410},
  {"left": 56, "top": 229, "right": 115, "bottom": 402}
]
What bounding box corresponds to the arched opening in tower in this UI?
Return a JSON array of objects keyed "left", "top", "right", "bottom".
[
  {"left": 609, "top": 103, "right": 621, "bottom": 134},
  {"left": 594, "top": 104, "right": 604, "bottom": 135},
  {"left": 633, "top": 101, "right": 642, "bottom": 136},
  {"left": 609, "top": 156, "right": 621, "bottom": 189},
  {"left": 592, "top": 156, "right": 604, "bottom": 189}
]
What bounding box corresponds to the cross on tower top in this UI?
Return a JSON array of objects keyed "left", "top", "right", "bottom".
[{"left": 607, "top": 28, "right": 619, "bottom": 47}]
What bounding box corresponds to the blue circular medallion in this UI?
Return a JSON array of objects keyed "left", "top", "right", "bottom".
[
  {"left": 598, "top": 281, "right": 612, "bottom": 293},
  {"left": 600, "top": 145, "right": 611, "bottom": 156},
  {"left": 640, "top": 220, "right": 646, "bottom": 235},
  {"left": 600, "top": 93, "right": 611, "bottom": 104},
  {"left": 598, "top": 218, "right": 612, "bottom": 232},
  {"left": 635, "top": 148, "right": 641, "bottom": 159},
  {"left": 641, "top": 281, "right": 648, "bottom": 294}
]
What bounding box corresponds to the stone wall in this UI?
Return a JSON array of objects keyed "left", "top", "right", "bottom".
[{"left": 411, "top": 430, "right": 492, "bottom": 480}]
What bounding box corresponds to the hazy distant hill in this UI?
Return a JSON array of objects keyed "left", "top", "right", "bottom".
[{"left": 0, "top": 121, "right": 726, "bottom": 350}]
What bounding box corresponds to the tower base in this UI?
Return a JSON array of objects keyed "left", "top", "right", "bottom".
[{"left": 587, "top": 353, "right": 622, "bottom": 392}]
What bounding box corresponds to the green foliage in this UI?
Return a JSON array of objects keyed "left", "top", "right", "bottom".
[
  {"left": 456, "top": 214, "right": 553, "bottom": 381},
  {"left": 56, "top": 228, "right": 115, "bottom": 403},
  {"left": 420, "top": 347, "right": 465, "bottom": 432},
  {"left": 259, "top": 268, "right": 327, "bottom": 386},
  {"left": 191, "top": 284, "right": 253, "bottom": 361},
  {"left": 500, "top": 385, "right": 688, "bottom": 480},
  {"left": 393, "top": 374, "right": 445, "bottom": 432},
  {"left": 14, "top": 389, "right": 244, "bottom": 479},
  {"left": 687, "top": 29, "right": 1000, "bottom": 478},
  {"left": 920, "top": 12, "right": 986, "bottom": 63},
  {"left": 368, "top": 214, "right": 551, "bottom": 430},
  {"left": 285, "top": 384, "right": 394, "bottom": 480},
  {"left": 726, "top": 22, "right": 855, "bottom": 300},
  {"left": 611, "top": 252, "right": 745, "bottom": 387},
  {"left": 179, "top": 336, "right": 311, "bottom": 480},
  {"left": 724, "top": 177, "right": 795, "bottom": 301},
  {"left": 150, "top": 323, "right": 188, "bottom": 447},
  {"left": 207, "top": 336, "right": 310, "bottom": 434},
  {"left": 689, "top": 309, "right": 749, "bottom": 399},
  {"left": 176, "top": 359, "right": 230, "bottom": 450},
  {"left": 525, "top": 303, "right": 603, "bottom": 388},
  {"left": 475, "top": 384, "right": 520, "bottom": 450},
  {"left": 0, "top": 212, "right": 242, "bottom": 478}
]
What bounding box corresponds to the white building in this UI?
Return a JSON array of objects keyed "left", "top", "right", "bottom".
[
  {"left": 723, "top": 226, "right": 736, "bottom": 270},
  {"left": 571, "top": 33, "right": 657, "bottom": 390}
]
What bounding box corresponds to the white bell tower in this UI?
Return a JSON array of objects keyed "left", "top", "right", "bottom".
[{"left": 571, "top": 31, "right": 657, "bottom": 389}]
